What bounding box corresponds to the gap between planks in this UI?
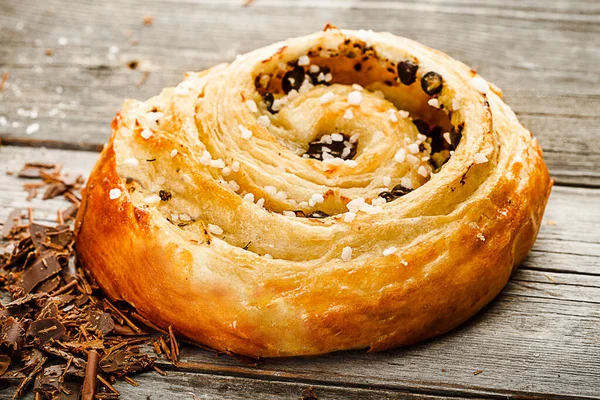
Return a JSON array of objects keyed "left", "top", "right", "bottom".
[{"left": 143, "top": 360, "right": 600, "bottom": 400}]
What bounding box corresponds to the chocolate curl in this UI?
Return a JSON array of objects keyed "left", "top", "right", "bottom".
[{"left": 81, "top": 349, "right": 100, "bottom": 400}]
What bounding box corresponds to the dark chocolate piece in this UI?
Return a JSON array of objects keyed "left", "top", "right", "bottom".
[
  {"left": 397, "top": 60, "right": 418, "bottom": 85},
  {"left": 282, "top": 66, "right": 305, "bottom": 93},
  {"left": 27, "top": 318, "right": 66, "bottom": 344},
  {"left": 307, "top": 211, "right": 329, "bottom": 218},
  {"left": 421, "top": 71, "right": 443, "bottom": 96}
]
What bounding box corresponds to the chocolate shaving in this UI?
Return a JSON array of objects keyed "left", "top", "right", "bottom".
[
  {"left": 82, "top": 349, "right": 100, "bottom": 400},
  {"left": 36, "top": 275, "right": 61, "bottom": 293},
  {"left": 61, "top": 204, "right": 80, "bottom": 222},
  {"left": 20, "top": 251, "right": 62, "bottom": 292},
  {"left": 1, "top": 317, "right": 26, "bottom": 350},
  {"left": 28, "top": 317, "right": 67, "bottom": 344},
  {"left": 89, "top": 311, "right": 115, "bottom": 336},
  {"left": 0, "top": 354, "right": 11, "bottom": 376},
  {"left": 2, "top": 209, "right": 22, "bottom": 239},
  {"left": 43, "top": 181, "right": 69, "bottom": 200},
  {"left": 14, "top": 355, "right": 47, "bottom": 397},
  {"left": 0, "top": 163, "right": 204, "bottom": 398},
  {"left": 34, "top": 364, "right": 82, "bottom": 400},
  {"left": 18, "top": 164, "right": 53, "bottom": 179},
  {"left": 99, "top": 347, "right": 154, "bottom": 376}
]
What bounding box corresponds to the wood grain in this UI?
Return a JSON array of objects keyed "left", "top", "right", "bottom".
[
  {"left": 0, "top": 370, "right": 486, "bottom": 400},
  {"left": 0, "top": 145, "right": 598, "bottom": 399},
  {"left": 0, "top": 0, "right": 598, "bottom": 186},
  {"left": 0, "top": 0, "right": 598, "bottom": 398}
]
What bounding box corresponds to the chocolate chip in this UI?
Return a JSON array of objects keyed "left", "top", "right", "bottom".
[
  {"left": 378, "top": 191, "right": 395, "bottom": 202},
  {"left": 412, "top": 119, "right": 430, "bottom": 135},
  {"left": 308, "top": 66, "right": 330, "bottom": 85},
  {"left": 428, "top": 126, "right": 444, "bottom": 154},
  {"left": 305, "top": 134, "right": 356, "bottom": 161},
  {"left": 304, "top": 142, "right": 328, "bottom": 160},
  {"left": 397, "top": 60, "right": 418, "bottom": 85},
  {"left": 159, "top": 190, "right": 172, "bottom": 201},
  {"left": 450, "top": 129, "right": 462, "bottom": 149},
  {"left": 353, "top": 63, "right": 362, "bottom": 72},
  {"left": 391, "top": 184, "right": 413, "bottom": 197},
  {"left": 421, "top": 71, "right": 443, "bottom": 96},
  {"left": 307, "top": 211, "right": 329, "bottom": 218},
  {"left": 379, "top": 184, "right": 413, "bottom": 203},
  {"left": 263, "top": 92, "right": 276, "bottom": 114},
  {"left": 282, "top": 66, "right": 304, "bottom": 93}
]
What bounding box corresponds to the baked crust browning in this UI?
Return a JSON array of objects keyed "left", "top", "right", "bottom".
[{"left": 76, "top": 29, "right": 552, "bottom": 357}]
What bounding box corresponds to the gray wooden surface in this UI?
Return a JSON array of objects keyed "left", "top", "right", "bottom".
[{"left": 1, "top": 0, "right": 599, "bottom": 399}]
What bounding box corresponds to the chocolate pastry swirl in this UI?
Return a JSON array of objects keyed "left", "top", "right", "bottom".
[{"left": 76, "top": 28, "right": 552, "bottom": 357}]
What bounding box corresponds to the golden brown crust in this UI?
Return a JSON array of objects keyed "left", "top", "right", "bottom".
[{"left": 76, "top": 29, "right": 552, "bottom": 357}]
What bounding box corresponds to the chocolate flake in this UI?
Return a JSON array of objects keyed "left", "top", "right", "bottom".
[
  {"left": 18, "top": 164, "right": 53, "bottom": 179},
  {"left": 99, "top": 347, "right": 154, "bottom": 376},
  {"left": 28, "top": 318, "right": 67, "bottom": 344},
  {"left": 43, "top": 181, "right": 68, "bottom": 200},
  {"left": 2, "top": 209, "right": 22, "bottom": 239},
  {"left": 34, "top": 364, "right": 81, "bottom": 399},
  {"left": 20, "top": 251, "right": 62, "bottom": 292},
  {"left": 1, "top": 317, "right": 26, "bottom": 350},
  {"left": 0, "top": 354, "right": 10, "bottom": 377},
  {"left": 89, "top": 312, "right": 115, "bottom": 336},
  {"left": 14, "top": 354, "right": 47, "bottom": 397},
  {"left": 0, "top": 163, "right": 169, "bottom": 398},
  {"left": 61, "top": 204, "right": 80, "bottom": 222}
]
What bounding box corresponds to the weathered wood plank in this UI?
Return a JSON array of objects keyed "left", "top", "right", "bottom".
[
  {"left": 155, "top": 287, "right": 600, "bottom": 399},
  {"left": 0, "top": 145, "right": 598, "bottom": 399},
  {"left": 0, "top": 0, "right": 598, "bottom": 186},
  {"left": 0, "top": 370, "right": 487, "bottom": 400}
]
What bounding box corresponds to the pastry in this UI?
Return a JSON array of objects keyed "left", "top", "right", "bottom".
[{"left": 75, "top": 27, "right": 552, "bottom": 357}]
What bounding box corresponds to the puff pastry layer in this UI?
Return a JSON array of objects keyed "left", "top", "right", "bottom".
[{"left": 76, "top": 28, "right": 552, "bottom": 357}]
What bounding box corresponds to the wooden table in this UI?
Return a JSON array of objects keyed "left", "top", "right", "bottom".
[{"left": 1, "top": 1, "right": 599, "bottom": 398}]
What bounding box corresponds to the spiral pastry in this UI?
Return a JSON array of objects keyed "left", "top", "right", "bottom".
[{"left": 76, "top": 27, "right": 552, "bottom": 357}]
